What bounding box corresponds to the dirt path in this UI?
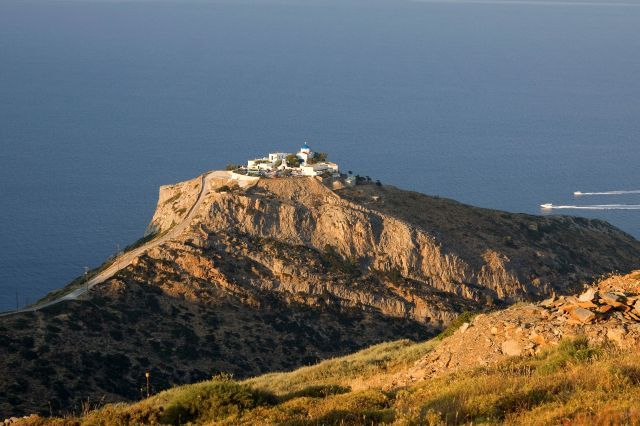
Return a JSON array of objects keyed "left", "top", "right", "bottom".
[{"left": 1, "top": 170, "right": 254, "bottom": 316}]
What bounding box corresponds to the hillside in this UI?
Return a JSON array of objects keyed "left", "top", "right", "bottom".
[
  {"left": 17, "top": 271, "right": 640, "bottom": 425},
  {"left": 1, "top": 173, "right": 639, "bottom": 417}
]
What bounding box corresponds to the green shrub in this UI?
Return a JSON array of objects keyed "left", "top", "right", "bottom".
[
  {"left": 610, "top": 364, "right": 640, "bottom": 385},
  {"left": 306, "top": 152, "right": 328, "bottom": 165},
  {"left": 285, "top": 154, "right": 301, "bottom": 168},
  {"left": 310, "top": 408, "right": 395, "bottom": 425},
  {"left": 160, "top": 381, "right": 277, "bottom": 424},
  {"left": 492, "top": 386, "right": 557, "bottom": 417},
  {"left": 283, "top": 384, "right": 351, "bottom": 400},
  {"left": 123, "top": 232, "right": 159, "bottom": 253},
  {"left": 536, "top": 336, "right": 600, "bottom": 374}
]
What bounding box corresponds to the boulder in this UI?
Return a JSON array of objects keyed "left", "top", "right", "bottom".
[
  {"left": 539, "top": 296, "right": 556, "bottom": 308},
  {"left": 601, "top": 292, "right": 626, "bottom": 307},
  {"left": 570, "top": 307, "right": 596, "bottom": 323},
  {"left": 578, "top": 288, "right": 597, "bottom": 302},
  {"left": 598, "top": 305, "right": 613, "bottom": 314},
  {"left": 559, "top": 304, "right": 576, "bottom": 314},
  {"left": 529, "top": 331, "right": 546, "bottom": 346},
  {"left": 606, "top": 326, "right": 627, "bottom": 345},
  {"left": 501, "top": 339, "right": 523, "bottom": 356}
]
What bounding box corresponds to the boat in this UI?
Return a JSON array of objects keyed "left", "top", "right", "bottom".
[
  {"left": 573, "top": 191, "right": 583, "bottom": 196},
  {"left": 540, "top": 203, "right": 553, "bottom": 209}
]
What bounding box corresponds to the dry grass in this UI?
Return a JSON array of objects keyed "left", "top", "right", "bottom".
[
  {"left": 391, "top": 339, "right": 640, "bottom": 425},
  {"left": 22, "top": 338, "right": 640, "bottom": 425},
  {"left": 243, "top": 339, "right": 437, "bottom": 394}
]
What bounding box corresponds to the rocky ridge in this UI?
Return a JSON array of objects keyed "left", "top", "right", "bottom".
[
  {"left": 169, "top": 175, "right": 640, "bottom": 323},
  {"left": 399, "top": 270, "right": 640, "bottom": 386}
]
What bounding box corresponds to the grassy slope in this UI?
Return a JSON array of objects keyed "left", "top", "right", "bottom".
[
  {"left": 23, "top": 334, "right": 640, "bottom": 425},
  {"left": 242, "top": 339, "right": 437, "bottom": 395}
]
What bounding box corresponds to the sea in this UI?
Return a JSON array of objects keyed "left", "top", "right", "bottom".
[{"left": 1, "top": 0, "right": 639, "bottom": 312}]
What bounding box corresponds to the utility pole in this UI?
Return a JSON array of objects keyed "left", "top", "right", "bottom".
[
  {"left": 84, "top": 266, "right": 89, "bottom": 293},
  {"left": 145, "top": 371, "right": 150, "bottom": 398},
  {"left": 15, "top": 288, "right": 18, "bottom": 311},
  {"left": 116, "top": 243, "right": 121, "bottom": 269}
]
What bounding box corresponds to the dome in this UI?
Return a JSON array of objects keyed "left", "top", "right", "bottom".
[{"left": 300, "top": 142, "right": 311, "bottom": 151}]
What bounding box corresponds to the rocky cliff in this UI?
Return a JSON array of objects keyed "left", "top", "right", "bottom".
[
  {"left": 145, "top": 174, "right": 202, "bottom": 235},
  {"left": 1, "top": 173, "right": 639, "bottom": 416}
]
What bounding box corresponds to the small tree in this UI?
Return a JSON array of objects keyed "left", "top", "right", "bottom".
[
  {"left": 274, "top": 159, "right": 282, "bottom": 168},
  {"left": 285, "top": 154, "right": 301, "bottom": 168},
  {"left": 307, "top": 152, "right": 328, "bottom": 164},
  {"left": 225, "top": 164, "right": 241, "bottom": 171}
]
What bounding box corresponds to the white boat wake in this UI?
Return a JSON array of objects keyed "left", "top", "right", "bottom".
[
  {"left": 574, "top": 190, "right": 640, "bottom": 196},
  {"left": 541, "top": 203, "right": 640, "bottom": 210}
]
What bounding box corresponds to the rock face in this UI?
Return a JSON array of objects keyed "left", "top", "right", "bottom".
[
  {"left": 145, "top": 174, "right": 203, "bottom": 235},
  {"left": 399, "top": 271, "right": 640, "bottom": 386},
  {"left": 194, "top": 177, "right": 639, "bottom": 310},
  {"left": 1, "top": 174, "right": 639, "bottom": 416}
]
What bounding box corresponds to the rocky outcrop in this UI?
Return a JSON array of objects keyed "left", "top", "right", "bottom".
[
  {"left": 399, "top": 271, "right": 640, "bottom": 386},
  {"left": 190, "top": 177, "right": 639, "bottom": 313},
  {"left": 145, "top": 175, "right": 202, "bottom": 236}
]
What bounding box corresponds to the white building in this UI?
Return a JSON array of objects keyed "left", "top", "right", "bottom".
[
  {"left": 268, "top": 152, "right": 288, "bottom": 162},
  {"left": 296, "top": 142, "right": 314, "bottom": 163},
  {"left": 300, "top": 162, "right": 340, "bottom": 177},
  {"left": 245, "top": 143, "right": 339, "bottom": 177},
  {"left": 247, "top": 152, "right": 287, "bottom": 171},
  {"left": 247, "top": 157, "right": 273, "bottom": 170}
]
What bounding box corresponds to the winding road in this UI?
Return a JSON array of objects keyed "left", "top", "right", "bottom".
[{"left": 1, "top": 170, "right": 254, "bottom": 317}]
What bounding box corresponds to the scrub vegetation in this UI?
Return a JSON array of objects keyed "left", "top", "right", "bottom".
[{"left": 21, "top": 337, "right": 640, "bottom": 425}]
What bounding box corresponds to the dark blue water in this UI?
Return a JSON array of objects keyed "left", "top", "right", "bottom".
[{"left": 1, "top": 0, "right": 639, "bottom": 311}]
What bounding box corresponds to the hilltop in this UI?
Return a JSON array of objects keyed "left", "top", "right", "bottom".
[
  {"left": 1, "top": 172, "right": 639, "bottom": 417},
  {"left": 17, "top": 271, "right": 640, "bottom": 425}
]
